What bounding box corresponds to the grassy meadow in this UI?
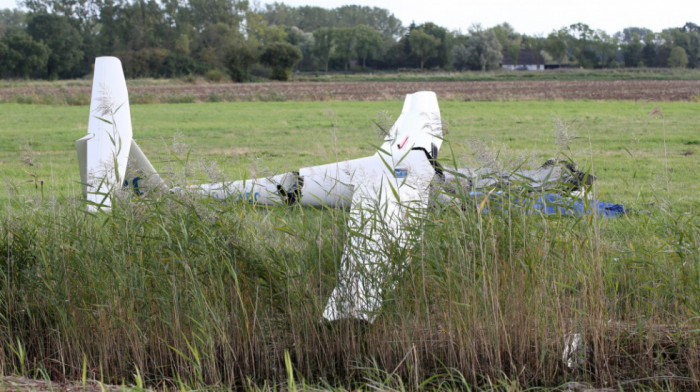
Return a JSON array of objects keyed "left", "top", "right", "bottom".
[
  {"left": 0, "top": 99, "right": 698, "bottom": 390},
  {"left": 1, "top": 100, "right": 699, "bottom": 208}
]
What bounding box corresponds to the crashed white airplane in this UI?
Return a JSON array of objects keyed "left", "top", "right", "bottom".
[
  {"left": 77, "top": 57, "right": 624, "bottom": 322},
  {"left": 77, "top": 57, "right": 443, "bottom": 322}
]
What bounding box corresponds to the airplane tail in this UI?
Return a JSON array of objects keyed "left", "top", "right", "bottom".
[
  {"left": 78, "top": 58, "right": 297, "bottom": 208},
  {"left": 77, "top": 56, "right": 163, "bottom": 210}
]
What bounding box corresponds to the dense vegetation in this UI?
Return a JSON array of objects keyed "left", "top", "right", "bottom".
[
  {"left": 0, "top": 1, "right": 699, "bottom": 81},
  {"left": 0, "top": 100, "right": 698, "bottom": 389}
]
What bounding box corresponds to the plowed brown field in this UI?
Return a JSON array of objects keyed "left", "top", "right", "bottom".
[{"left": 3, "top": 80, "right": 700, "bottom": 103}]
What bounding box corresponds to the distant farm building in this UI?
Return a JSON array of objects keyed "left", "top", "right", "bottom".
[{"left": 502, "top": 49, "right": 545, "bottom": 71}]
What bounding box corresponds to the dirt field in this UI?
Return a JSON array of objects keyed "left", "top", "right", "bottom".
[{"left": 2, "top": 80, "right": 700, "bottom": 103}]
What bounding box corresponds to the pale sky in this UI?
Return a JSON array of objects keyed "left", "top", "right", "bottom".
[
  {"left": 1, "top": 0, "right": 697, "bottom": 36},
  {"left": 257, "top": 0, "right": 698, "bottom": 36}
]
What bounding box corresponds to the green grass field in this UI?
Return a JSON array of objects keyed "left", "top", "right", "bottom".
[
  {"left": 0, "top": 100, "right": 698, "bottom": 390},
  {"left": 1, "top": 100, "right": 699, "bottom": 209}
]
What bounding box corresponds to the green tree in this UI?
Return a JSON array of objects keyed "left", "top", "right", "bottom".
[
  {"left": 414, "top": 22, "right": 451, "bottom": 68},
  {"left": 642, "top": 35, "right": 658, "bottom": 67},
  {"left": 192, "top": 22, "right": 244, "bottom": 69},
  {"left": 95, "top": 0, "right": 123, "bottom": 52},
  {"left": 26, "top": 13, "right": 83, "bottom": 79},
  {"left": 568, "top": 23, "right": 598, "bottom": 67},
  {"left": 261, "top": 2, "right": 300, "bottom": 27},
  {"left": 622, "top": 33, "right": 643, "bottom": 66},
  {"left": 408, "top": 28, "right": 440, "bottom": 70},
  {"left": 174, "top": 34, "right": 190, "bottom": 56},
  {"left": 353, "top": 25, "right": 383, "bottom": 69},
  {"left": 336, "top": 5, "right": 405, "bottom": 42},
  {"left": 312, "top": 27, "right": 334, "bottom": 72},
  {"left": 188, "top": 0, "right": 247, "bottom": 31},
  {"left": 491, "top": 23, "right": 521, "bottom": 65},
  {"left": 283, "top": 25, "right": 305, "bottom": 45},
  {"left": 333, "top": 27, "right": 355, "bottom": 71},
  {"left": 0, "top": 9, "right": 26, "bottom": 38},
  {"left": 262, "top": 4, "right": 404, "bottom": 42},
  {"left": 544, "top": 29, "right": 569, "bottom": 66},
  {"left": 654, "top": 30, "right": 675, "bottom": 67},
  {"left": 258, "top": 24, "right": 288, "bottom": 46},
  {"left": 594, "top": 31, "right": 619, "bottom": 67},
  {"left": 262, "top": 4, "right": 334, "bottom": 32},
  {"left": 259, "top": 41, "right": 302, "bottom": 80},
  {"left": 22, "top": 0, "right": 99, "bottom": 38},
  {"left": 383, "top": 31, "right": 411, "bottom": 69},
  {"left": 463, "top": 27, "right": 502, "bottom": 71},
  {"left": 669, "top": 26, "right": 700, "bottom": 68},
  {"left": 616, "top": 27, "right": 653, "bottom": 44},
  {"left": 451, "top": 43, "right": 470, "bottom": 70},
  {"left": 0, "top": 32, "right": 49, "bottom": 78},
  {"left": 293, "top": 29, "right": 315, "bottom": 71},
  {"left": 668, "top": 46, "right": 689, "bottom": 67},
  {"left": 105, "top": 0, "right": 169, "bottom": 52},
  {"left": 225, "top": 38, "right": 257, "bottom": 82}
]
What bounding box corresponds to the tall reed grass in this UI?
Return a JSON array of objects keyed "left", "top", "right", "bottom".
[{"left": 0, "top": 145, "right": 697, "bottom": 390}]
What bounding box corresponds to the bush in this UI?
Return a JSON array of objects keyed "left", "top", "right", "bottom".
[
  {"left": 669, "top": 46, "right": 689, "bottom": 68},
  {"left": 225, "top": 42, "right": 257, "bottom": 82},
  {"left": 204, "top": 69, "right": 225, "bottom": 82},
  {"left": 0, "top": 33, "right": 49, "bottom": 79},
  {"left": 117, "top": 48, "right": 170, "bottom": 78},
  {"left": 259, "top": 42, "right": 302, "bottom": 81},
  {"left": 161, "top": 54, "right": 208, "bottom": 78}
]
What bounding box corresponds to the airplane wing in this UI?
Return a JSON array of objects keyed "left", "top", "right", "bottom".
[
  {"left": 322, "top": 149, "right": 438, "bottom": 321},
  {"left": 322, "top": 91, "right": 443, "bottom": 321}
]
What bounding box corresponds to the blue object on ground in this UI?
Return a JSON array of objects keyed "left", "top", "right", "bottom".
[
  {"left": 469, "top": 192, "right": 627, "bottom": 217},
  {"left": 530, "top": 193, "right": 627, "bottom": 217}
]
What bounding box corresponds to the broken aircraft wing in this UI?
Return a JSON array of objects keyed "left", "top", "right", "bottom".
[{"left": 321, "top": 91, "right": 443, "bottom": 321}]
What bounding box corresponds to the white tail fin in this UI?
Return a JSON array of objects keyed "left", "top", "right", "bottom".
[
  {"left": 80, "top": 56, "right": 134, "bottom": 211},
  {"left": 78, "top": 57, "right": 165, "bottom": 209}
]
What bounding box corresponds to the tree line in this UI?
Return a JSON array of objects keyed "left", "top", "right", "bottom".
[{"left": 0, "top": 0, "right": 698, "bottom": 80}]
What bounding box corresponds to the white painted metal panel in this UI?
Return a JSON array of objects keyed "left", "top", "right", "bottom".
[
  {"left": 323, "top": 149, "right": 437, "bottom": 321},
  {"left": 323, "top": 91, "right": 443, "bottom": 321},
  {"left": 123, "top": 140, "right": 165, "bottom": 194},
  {"left": 299, "top": 156, "right": 375, "bottom": 208},
  {"left": 83, "top": 56, "right": 133, "bottom": 211},
  {"left": 186, "top": 172, "right": 298, "bottom": 205}
]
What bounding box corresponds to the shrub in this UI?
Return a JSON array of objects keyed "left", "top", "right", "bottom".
[
  {"left": 161, "top": 54, "right": 208, "bottom": 78},
  {"left": 225, "top": 41, "right": 257, "bottom": 82},
  {"left": 0, "top": 33, "right": 49, "bottom": 79},
  {"left": 204, "top": 69, "right": 225, "bottom": 82},
  {"left": 259, "top": 42, "right": 302, "bottom": 81}
]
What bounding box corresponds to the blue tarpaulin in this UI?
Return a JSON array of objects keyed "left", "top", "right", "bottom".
[
  {"left": 470, "top": 192, "right": 627, "bottom": 217},
  {"left": 528, "top": 193, "right": 627, "bottom": 217}
]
